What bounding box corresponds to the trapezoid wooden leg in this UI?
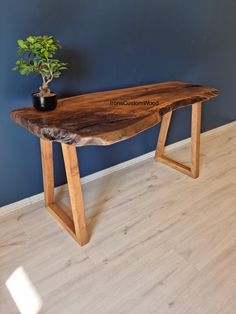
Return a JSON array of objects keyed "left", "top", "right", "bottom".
[
  {"left": 61, "top": 143, "right": 89, "bottom": 246},
  {"left": 40, "top": 139, "right": 89, "bottom": 246},
  {"left": 155, "top": 102, "right": 202, "bottom": 178}
]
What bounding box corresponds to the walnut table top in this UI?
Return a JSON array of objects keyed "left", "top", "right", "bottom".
[{"left": 11, "top": 81, "right": 219, "bottom": 146}]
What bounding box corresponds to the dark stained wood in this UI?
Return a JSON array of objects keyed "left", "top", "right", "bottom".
[{"left": 11, "top": 82, "right": 219, "bottom": 146}]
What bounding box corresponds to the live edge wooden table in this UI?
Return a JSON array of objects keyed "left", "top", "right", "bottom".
[{"left": 11, "top": 82, "right": 219, "bottom": 246}]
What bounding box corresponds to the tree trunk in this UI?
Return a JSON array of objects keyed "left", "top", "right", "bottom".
[{"left": 39, "top": 83, "right": 51, "bottom": 96}]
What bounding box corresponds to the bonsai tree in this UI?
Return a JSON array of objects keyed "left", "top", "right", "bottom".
[{"left": 13, "top": 35, "right": 67, "bottom": 97}]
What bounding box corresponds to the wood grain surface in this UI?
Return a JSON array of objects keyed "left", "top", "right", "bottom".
[{"left": 11, "top": 81, "right": 219, "bottom": 146}]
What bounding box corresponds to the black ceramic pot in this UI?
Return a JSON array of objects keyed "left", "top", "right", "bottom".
[{"left": 32, "top": 93, "right": 57, "bottom": 111}]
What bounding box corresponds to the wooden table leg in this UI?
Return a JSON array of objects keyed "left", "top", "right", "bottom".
[
  {"left": 61, "top": 143, "right": 89, "bottom": 246},
  {"left": 40, "top": 139, "right": 89, "bottom": 246},
  {"left": 155, "top": 111, "right": 173, "bottom": 159},
  {"left": 40, "top": 139, "right": 54, "bottom": 206},
  {"left": 155, "top": 102, "right": 202, "bottom": 178},
  {"left": 191, "top": 102, "right": 202, "bottom": 178}
]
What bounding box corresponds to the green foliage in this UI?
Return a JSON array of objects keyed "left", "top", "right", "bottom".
[{"left": 13, "top": 35, "right": 67, "bottom": 93}]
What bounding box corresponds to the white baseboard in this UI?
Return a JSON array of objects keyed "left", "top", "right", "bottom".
[{"left": 1, "top": 121, "right": 235, "bottom": 216}]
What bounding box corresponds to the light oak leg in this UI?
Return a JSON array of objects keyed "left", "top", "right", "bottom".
[
  {"left": 40, "top": 139, "right": 89, "bottom": 246},
  {"left": 40, "top": 139, "right": 54, "bottom": 206},
  {"left": 155, "top": 102, "right": 202, "bottom": 178},
  {"left": 61, "top": 143, "right": 89, "bottom": 246},
  {"left": 191, "top": 102, "right": 202, "bottom": 178},
  {"left": 155, "top": 111, "right": 173, "bottom": 159}
]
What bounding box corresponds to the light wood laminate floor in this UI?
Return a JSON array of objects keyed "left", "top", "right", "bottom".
[{"left": 1, "top": 122, "right": 236, "bottom": 314}]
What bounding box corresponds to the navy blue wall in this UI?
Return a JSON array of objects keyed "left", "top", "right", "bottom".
[{"left": 0, "top": 0, "right": 235, "bottom": 207}]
